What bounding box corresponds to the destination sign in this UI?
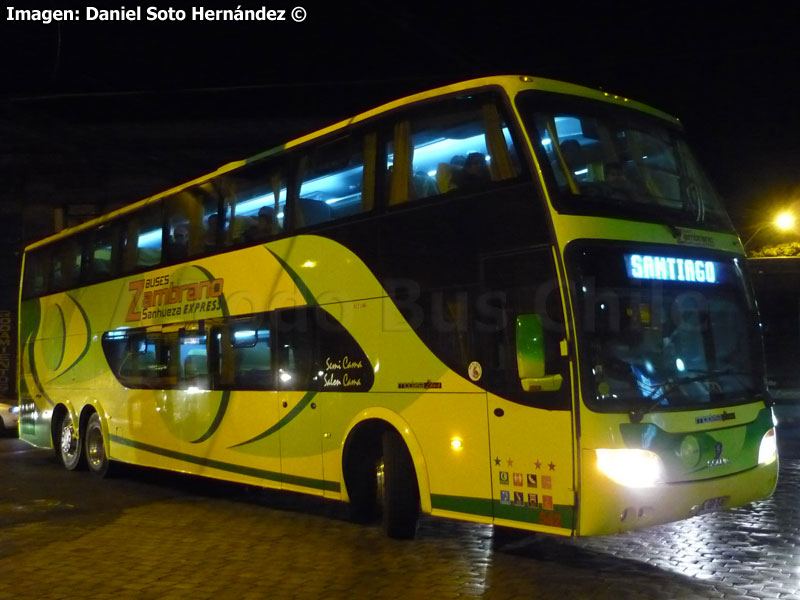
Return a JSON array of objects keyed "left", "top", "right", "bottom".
[{"left": 624, "top": 254, "right": 720, "bottom": 284}]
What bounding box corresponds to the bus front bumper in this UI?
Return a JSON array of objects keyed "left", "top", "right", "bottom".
[{"left": 578, "top": 454, "right": 779, "bottom": 536}]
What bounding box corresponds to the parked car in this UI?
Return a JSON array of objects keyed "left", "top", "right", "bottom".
[{"left": 0, "top": 401, "right": 19, "bottom": 436}]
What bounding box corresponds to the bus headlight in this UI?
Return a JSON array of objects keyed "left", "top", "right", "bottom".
[
  {"left": 595, "top": 449, "right": 664, "bottom": 488},
  {"left": 758, "top": 428, "right": 778, "bottom": 465}
]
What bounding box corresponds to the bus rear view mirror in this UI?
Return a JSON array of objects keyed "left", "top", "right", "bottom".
[{"left": 515, "top": 313, "right": 563, "bottom": 392}]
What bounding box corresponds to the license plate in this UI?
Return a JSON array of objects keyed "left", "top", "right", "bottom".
[{"left": 692, "top": 495, "right": 729, "bottom": 516}]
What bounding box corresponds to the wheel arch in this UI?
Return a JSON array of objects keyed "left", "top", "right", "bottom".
[{"left": 341, "top": 408, "right": 431, "bottom": 513}]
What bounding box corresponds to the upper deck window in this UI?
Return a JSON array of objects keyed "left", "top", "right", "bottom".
[
  {"left": 518, "top": 92, "right": 733, "bottom": 232},
  {"left": 296, "top": 133, "right": 374, "bottom": 228},
  {"left": 220, "top": 165, "right": 287, "bottom": 247},
  {"left": 387, "top": 97, "right": 521, "bottom": 205}
]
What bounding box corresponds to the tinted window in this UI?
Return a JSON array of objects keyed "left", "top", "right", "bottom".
[
  {"left": 103, "top": 310, "right": 372, "bottom": 392},
  {"left": 163, "top": 183, "right": 221, "bottom": 260},
  {"left": 214, "top": 315, "right": 273, "bottom": 390},
  {"left": 122, "top": 206, "right": 163, "bottom": 272},
  {"left": 478, "top": 248, "right": 570, "bottom": 407},
  {"left": 387, "top": 97, "right": 520, "bottom": 205},
  {"left": 22, "top": 248, "right": 49, "bottom": 298},
  {"left": 102, "top": 329, "right": 177, "bottom": 389},
  {"left": 569, "top": 245, "right": 762, "bottom": 413},
  {"left": 179, "top": 330, "right": 208, "bottom": 389},
  {"left": 50, "top": 238, "right": 83, "bottom": 290},
  {"left": 296, "top": 134, "right": 374, "bottom": 227},
  {"left": 274, "top": 309, "right": 314, "bottom": 390},
  {"left": 518, "top": 91, "right": 733, "bottom": 231},
  {"left": 86, "top": 222, "right": 121, "bottom": 282},
  {"left": 274, "top": 307, "right": 374, "bottom": 392},
  {"left": 221, "top": 164, "right": 287, "bottom": 247}
]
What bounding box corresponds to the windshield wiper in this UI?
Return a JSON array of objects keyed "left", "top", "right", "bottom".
[{"left": 628, "top": 369, "right": 751, "bottom": 424}]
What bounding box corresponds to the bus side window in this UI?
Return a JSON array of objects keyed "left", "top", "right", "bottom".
[
  {"left": 219, "top": 164, "right": 287, "bottom": 247},
  {"left": 215, "top": 316, "right": 274, "bottom": 390},
  {"left": 479, "top": 248, "right": 570, "bottom": 407},
  {"left": 50, "top": 237, "right": 83, "bottom": 291},
  {"left": 22, "top": 247, "right": 49, "bottom": 298},
  {"left": 274, "top": 309, "right": 314, "bottom": 391},
  {"left": 387, "top": 97, "right": 520, "bottom": 206},
  {"left": 86, "top": 221, "right": 121, "bottom": 283},
  {"left": 103, "top": 329, "right": 175, "bottom": 389},
  {"left": 179, "top": 330, "right": 209, "bottom": 389},
  {"left": 164, "top": 183, "right": 221, "bottom": 261},
  {"left": 122, "top": 206, "right": 163, "bottom": 272},
  {"left": 295, "top": 132, "right": 374, "bottom": 228}
]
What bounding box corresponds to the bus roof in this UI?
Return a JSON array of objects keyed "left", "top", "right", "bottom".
[{"left": 25, "top": 74, "right": 679, "bottom": 252}]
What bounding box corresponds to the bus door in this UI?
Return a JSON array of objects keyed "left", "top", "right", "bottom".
[
  {"left": 273, "top": 309, "right": 324, "bottom": 495},
  {"left": 214, "top": 317, "right": 282, "bottom": 482},
  {"left": 482, "top": 247, "right": 576, "bottom": 534},
  {"left": 141, "top": 324, "right": 241, "bottom": 456}
]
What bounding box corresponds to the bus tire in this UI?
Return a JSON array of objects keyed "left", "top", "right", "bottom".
[
  {"left": 347, "top": 451, "right": 379, "bottom": 523},
  {"left": 84, "top": 413, "right": 113, "bottom": 478},
  {"left": 57, "top": 411, "right": 84, "bottom": 471},
  {"left": 381, "top": 429, "right": 419, "bottom": 539}
]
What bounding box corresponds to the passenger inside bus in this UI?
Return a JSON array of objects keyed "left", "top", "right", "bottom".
[
  {"left": 412, "top": 170, "right": 439, "bottom": 199},
  {"left": 169, "top": 225, "right": 189, "bottom": 260},
  {"left": 457, "top": 152, "right": 491, "bottom": 190},
  {"left": 244, "top": 205, "right": 275, "bottom": 242},
  {"left": 603, "top": 161, "right": 634, "bottom": 201},
  {"left": 434, "top": 155, "right": 465, "bottom": 194}
]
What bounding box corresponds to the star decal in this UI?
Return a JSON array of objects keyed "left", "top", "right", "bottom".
[
  {"left": 494, "top": 457, "right": 501, "bottom": 466},
  {"left": 548, "top": 462, "right": 556, "bottom": 471},
  {"left": 507, "top": 458, "right": 514, "bottom": 467},
  {"left": 534, "top": 460, "right": 541, "bottom": 470}
]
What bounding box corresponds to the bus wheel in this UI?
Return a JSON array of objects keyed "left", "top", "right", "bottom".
[
  {"left": 380, "top": 430, "right": 419, "bottom": 539},
  {"left": 84, "top": 413, "right": 112, "bottom": 478},
  {"left": 347, "top": 450, "right": 380, "bottom": 523},
  {"left": 57, "top": 411, "right": 84, "bottom": 471}
]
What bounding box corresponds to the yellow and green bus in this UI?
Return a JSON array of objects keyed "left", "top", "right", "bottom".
[{"left": 18, "top": 75, "right": 778, "bottom": 539}]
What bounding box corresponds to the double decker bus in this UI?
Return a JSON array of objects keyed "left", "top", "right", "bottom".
[{"left": 18, "top": 76, "right": 778, "bottom": 539}]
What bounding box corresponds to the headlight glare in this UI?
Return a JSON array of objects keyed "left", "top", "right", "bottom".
[
  {"left": 758, "top": 428, "right": 778, "bottom": 465},
  {"left": 596, "top": 448, "right": 664, "bottom": 488}
]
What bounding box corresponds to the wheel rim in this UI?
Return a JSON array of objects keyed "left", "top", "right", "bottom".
[
  {"left": 60, "top": 416, "right": 78, "bottom": 460},
  {"left": 86, "top": 425, "right": 105, "bottom": 470}
]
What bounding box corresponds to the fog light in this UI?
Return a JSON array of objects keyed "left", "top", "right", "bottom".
[
  {"left": 596, "top": 448, "right": 664, "bottom": 488},
  {"left": 758, "top": 428, "right": 777, "bottom": 465}
]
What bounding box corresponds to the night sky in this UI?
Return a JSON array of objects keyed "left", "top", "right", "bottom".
[{"left": 4, "top": 2, "right": 799, "bottom": 233}]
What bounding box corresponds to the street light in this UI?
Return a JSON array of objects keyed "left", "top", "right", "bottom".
[
  {"left": 743, "top": 211, "right": 796, "bottom": 249},
  {"left": 775, "top": 211, "right": 795, "bottom": 231}
]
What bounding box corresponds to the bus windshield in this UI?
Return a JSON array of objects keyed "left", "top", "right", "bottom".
[
  {"left": 570, "top": 245, "right": 764, "bottom": 413},
  {"left": 518, "top": 91, "right": 733, "bottom": 231}
]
